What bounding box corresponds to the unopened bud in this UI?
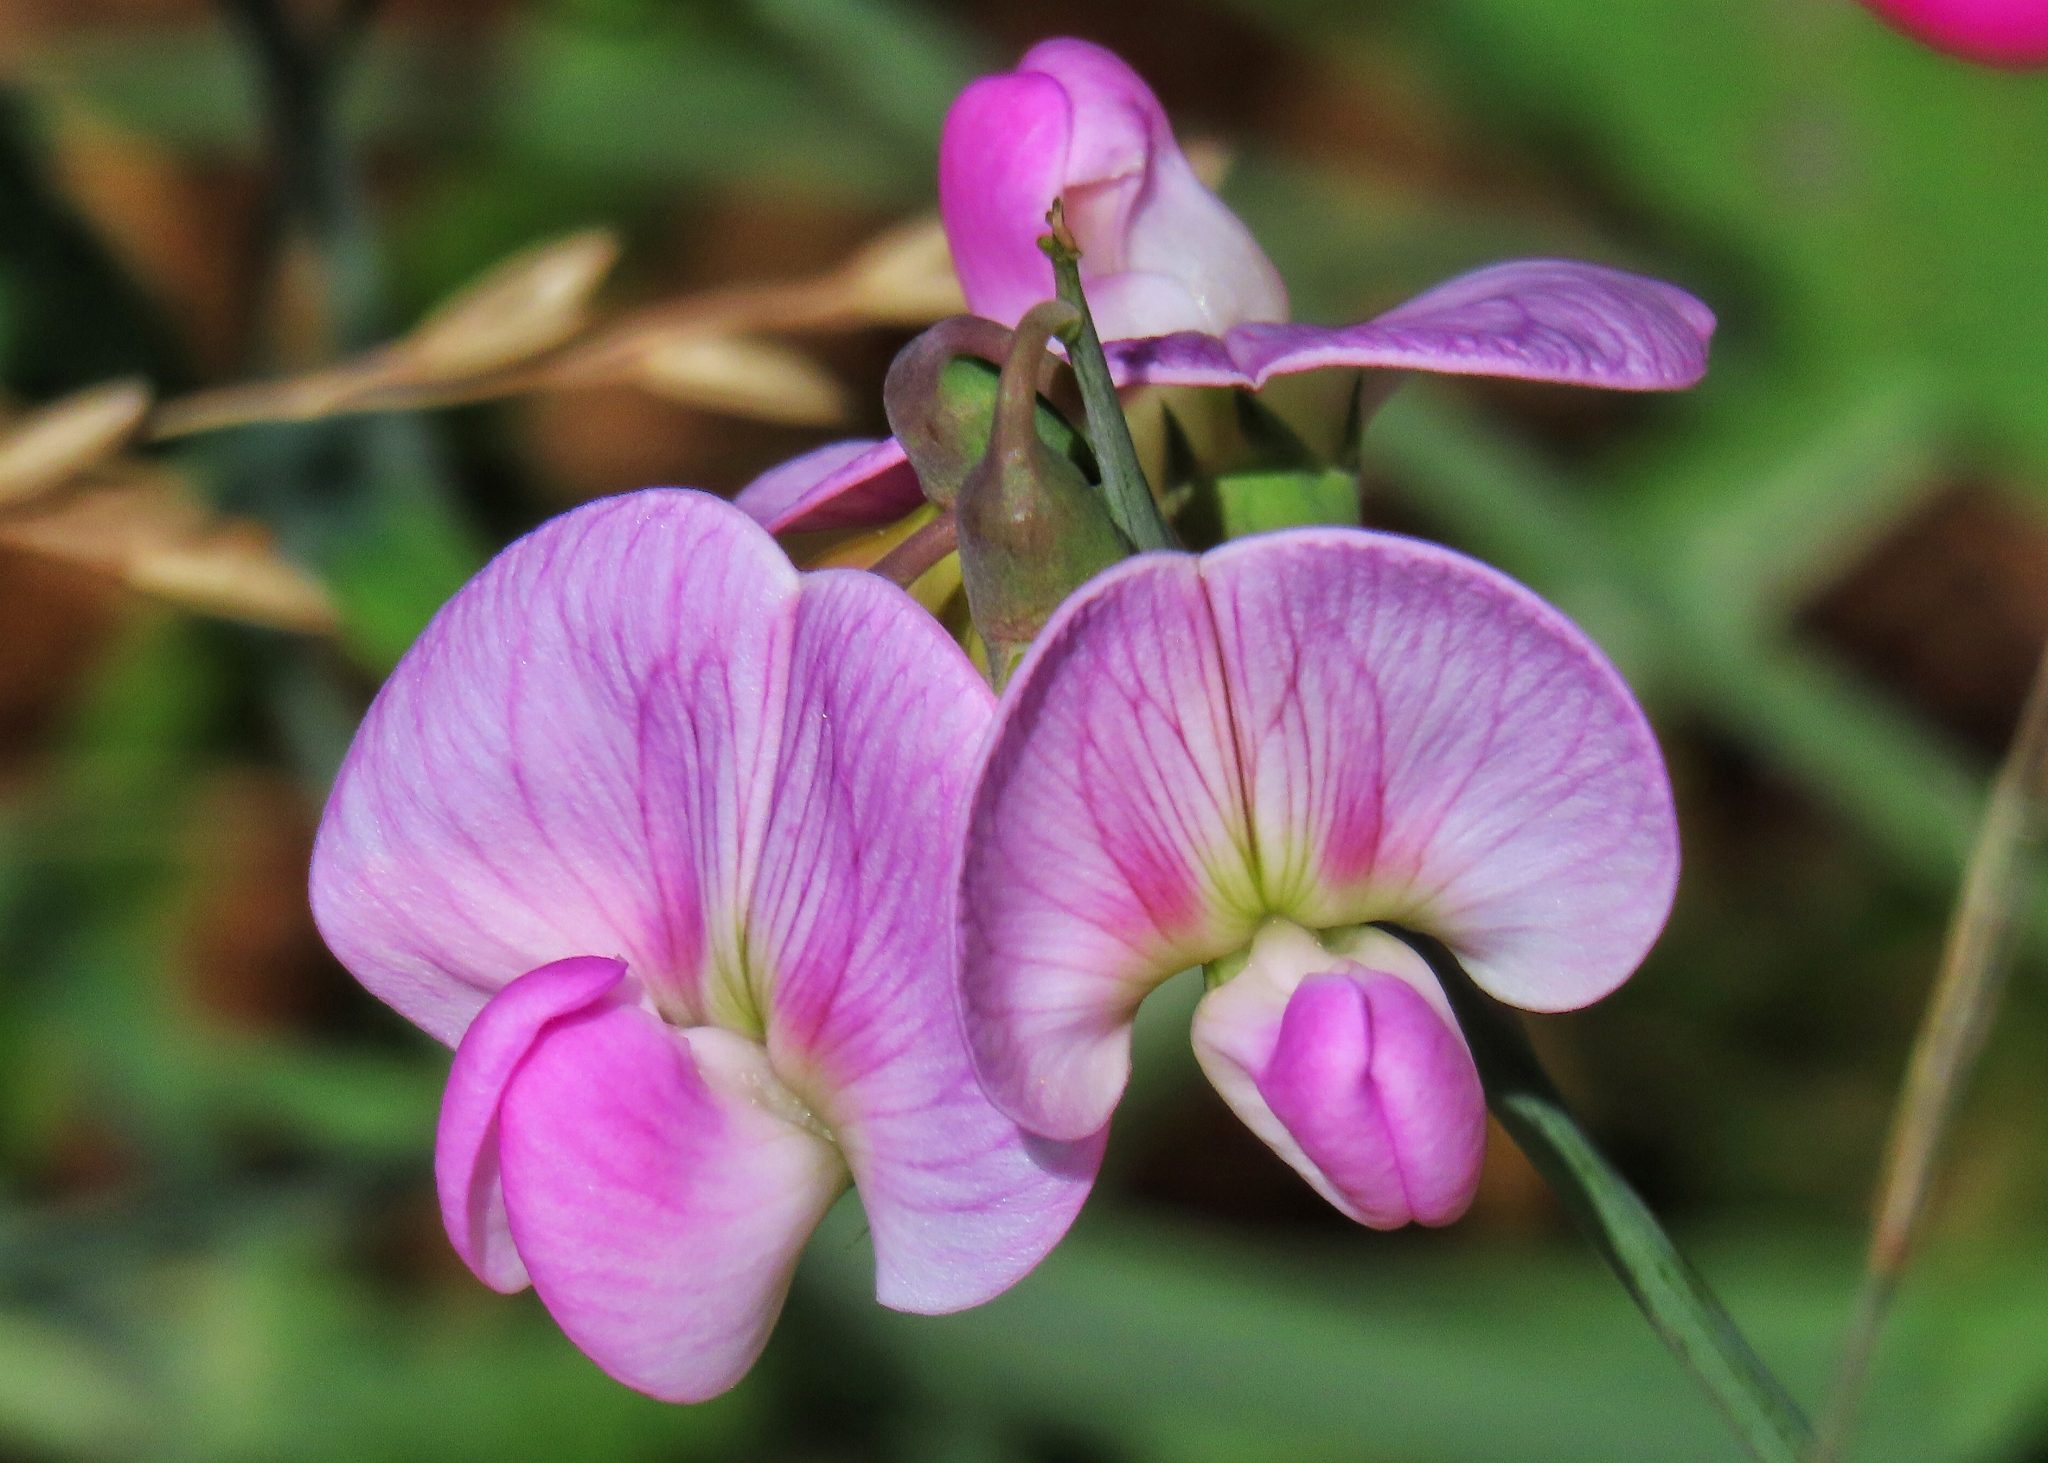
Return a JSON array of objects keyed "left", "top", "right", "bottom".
[{"left": 882, "top": 314, "right": 1086, "bottom": 508}]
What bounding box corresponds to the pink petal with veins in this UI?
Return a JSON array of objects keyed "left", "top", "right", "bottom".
[
  {"left": 1103, "top": 259, "right": 1713, "bottom": 391},
  {"left": 960, "top": 530, "right": 1676, "bottom": 1141},
  {"left": 732, "top": 437, "right": 923, "bottom": 533},
  {"left": 311, "top": 490, "right": 797, "bottom": 1043},
  {"left": 315, "top": 487, "right": 1099, "bottom": 1397},
  {"left": 496, "top": 999, "right": 846, "bottom": 1403},
  {"left": 437, "top": 955, "right": 629, "bottom": 1292},
  {"left": 751, "top": 568, "right": 1105, "bottom": 1311}
]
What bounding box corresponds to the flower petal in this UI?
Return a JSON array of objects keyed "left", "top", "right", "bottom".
[
  {"left": 496, "top": 1001, "right": 846, "bottom": 1403},
  {"left": 1860, "top": 0, "right": 2048, "bottom": 66},
  {"left": 436, "top": 955, "right": 628, "bottom": 1293},
  {"left": 751, "top": 569, "right": 1102, "bottom": 1309},
  {"left": 961, "top": 530, "right": 1675, "bottom": 1139},
  {"left": 310, "top": 490, "right": 799, "bottom": 1044},
  {"left": 940, "top": 70, "right": 1072, "bottom": 330},
  {"left": 1200, "top": 529, "right": 1678, "bottom": 1011},
  {"left": 958, "top": 554, "right": 1263, "bottom": 1140},
  {"left": 1013, "top": 39, "right": 1287, "bottom": 337},
  {"left": 942, "top": 40, "right": 1285, "bottom": 340},
  {"left": 1104, "top": 259, "right": 1714, "bottom": 391},
  {"left": 732, "top": 437, "right": 924, "bottom": 534}
]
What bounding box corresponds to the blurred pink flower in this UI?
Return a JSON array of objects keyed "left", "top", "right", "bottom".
[
  {"left": 310, "top": 488, "right": 1099, "bottom": 1402},
  {"left": 954, "top": 529, "right": 1679, "bottom": 1226},
  {"left": 737, "top": 37, "right": 1715, "bottom": 536},
  {"left": 1859, "top": 0, "right": 2048, "bottom": 65}
]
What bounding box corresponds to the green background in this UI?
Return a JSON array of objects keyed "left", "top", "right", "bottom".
[{"left": 2, "top": 1, "right": 2046, "bottom": 1458}]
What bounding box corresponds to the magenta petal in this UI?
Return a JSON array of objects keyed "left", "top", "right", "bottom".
[
  {"left": 497, "top": 1003, "right": 845, "bottom": 1404},
  {"left": 1860, "top": 0, "right": 2048, "bottom": 65},
  {"left": 1105, "top": 259, "right": 1714, "bottom": 391},
  {"left": 436, "top": 955, "right": 628, "bottom": 1292},
  {"left": 940, "top": 70, "right": 1071, "bottom": 329},
  {"left": 732, "top": 437, "right": 923, "bottom": 534},
  {"left": 753, "top": 570, "right": 1101, "bottom": 1308},
  {"left": 1257, "top": 971, "right": 1486, "bottom": 1228},
  {"left": 310, "top": 490, "right": 805, "bottom": 1044}
]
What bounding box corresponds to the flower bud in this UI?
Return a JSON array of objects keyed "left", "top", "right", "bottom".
[
  {"left": 882, "top": 315, "right": 1084, "bottom": 509},
  {"left": 953, "top": 301, "right": 1131, "bottom": 684}
]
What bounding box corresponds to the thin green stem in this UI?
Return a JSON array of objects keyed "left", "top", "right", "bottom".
[
  {"left": 1381, "top": 923, "right": 1813, "bottom": 1463},
  {"left": 1037, "top": 203, "right": 1175, "bottom": 552}
]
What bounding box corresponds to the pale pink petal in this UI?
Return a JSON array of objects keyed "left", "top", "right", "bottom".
[
  {"left": 436, "top": 955, "right": 627, "bottom": 1292},
  {"left": 962, "top": 531, "right": 1674, "bottom": 1133},
  {"left": 496, "top": 1000, "right": 846, "bottom": 1404},
  {"left": 940, "top": 70, "right": 1072, "bottom": 329},
  {"left": 1104, "top": 259, "right": 1714, "bottom": 391},
  {"left": 310, "top": 490, "right": 799, "bottom": 1043},
  {"left": 958, "top": 554, "right": 1263, "bottom": 1141},
  {"left": 750, "top": 570, "right": 1101, "bottom": 1310},
  {"left": 1200, "top": 530, "right": 1677, "bottom": 1011},
  {"left": 731, "top": 437, "right": 923, "bottom": 534},
  {"left": 1079, "top": 271, "right": 1216, "bottom": 346}
]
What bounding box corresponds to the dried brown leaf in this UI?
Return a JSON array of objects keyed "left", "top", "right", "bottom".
[
  {"left": 0, "top": 483, "right": 336, "bottom": 634},
  {"left": 631, "top": 334, "right": 849, "bottom": 426},
  {"left": 0, "top": 379, "right": 152, "bottom": 508},
  {"left": 148, "top": 365, "right": 387, "bottom": 439},
  {"left": 827, "top": 216, "right": 964, "bottom": 326},
  {"left": 399, "top": 229, "right": 621, "bottom": 382}
]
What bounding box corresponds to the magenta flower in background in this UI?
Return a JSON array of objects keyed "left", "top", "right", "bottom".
[
  {"left": 1859, "top": 0, "right": 2048, "bottom": 65},
  {"left": 955, "top": 529, "right": 1678, "bottom": 1225},
  {"left": 736, "top": 37, "right": 1715, "bottom": 536},
  {"left": 309, "top": 489, "right": 1099, "bottom": 1402}
]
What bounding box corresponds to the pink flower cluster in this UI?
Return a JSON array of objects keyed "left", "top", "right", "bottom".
[{"left": 311, "top": 39, "right": 1692, "bottom": 1403}]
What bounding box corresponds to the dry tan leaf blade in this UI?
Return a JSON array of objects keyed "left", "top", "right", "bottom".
[
  {"left": 0, "top": 480, "right": 336, "bottom": 635},
  {"left": 0, "top": 379, "right": 153, "bottom": 510},
  {"left": 150, "top": 218, "right": 964, "bottom": 439},
  {"left": 397, "top": 229, "right": 621, "bottom": 381}
]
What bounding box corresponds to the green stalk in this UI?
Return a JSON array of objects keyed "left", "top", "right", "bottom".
[
  {"left": 1381, "top": 924, "right": 1813, "bottom": 1463},
  {"left": 1037, "top": 204, "right": 1175, "bottom": 551}
]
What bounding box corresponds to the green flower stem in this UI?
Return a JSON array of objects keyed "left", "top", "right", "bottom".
[
  {"left": 1038, "top": 204, "right": 1176, "bottom": 552},
  {"left": 1380, "top": 923, "right": 1813, "bottom": 1463}
]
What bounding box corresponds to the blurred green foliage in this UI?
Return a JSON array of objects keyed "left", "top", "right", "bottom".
[{"left": 2, "top": 1, "right": 2047, "bottom": 1459}]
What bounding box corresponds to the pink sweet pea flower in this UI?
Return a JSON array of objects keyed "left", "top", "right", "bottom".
[
  {"left": 736, "top": 37, "right": 1715, "bottom": 536},
  {"left": 955, "top": 529, "right": 1678, "bottom": 1226},
  {"left": 1859, "top": 0, "right": 2048, "bottom": 65},
  {"left": 309, "top": 488, "right": 1100, "bottom": 1402}
]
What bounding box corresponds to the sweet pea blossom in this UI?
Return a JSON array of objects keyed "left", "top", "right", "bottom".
[
  {"left": 309, "top": 489, "right": 1099, "bottom": 1402},
  {"left": 1858, "top": 0, "right": 2048, "bottom": 65},
  {"left": 954, "top": 528, "right": 1678, "bottom": 1225},
  {"left": 735, "top": 37, "right": 1715, "bottom": 536}
]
